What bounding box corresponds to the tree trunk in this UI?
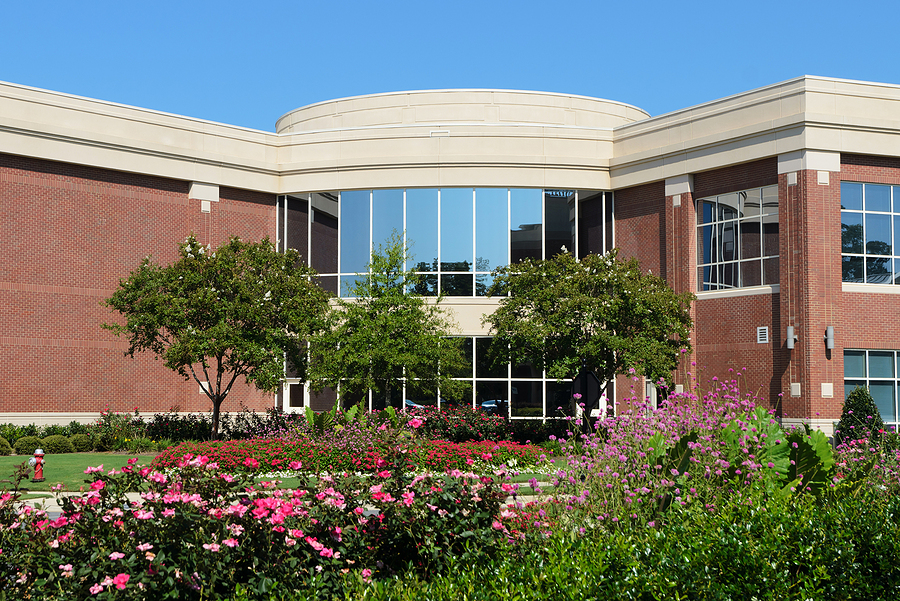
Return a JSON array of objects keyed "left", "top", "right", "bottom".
[{"left": 211, "top": 396, "right": 222, "bottom": 441}]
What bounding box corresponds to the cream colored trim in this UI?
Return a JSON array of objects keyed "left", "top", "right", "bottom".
[
  {"left": 695, "top": 285, "right": 779, "bottom": 300},
  {"left": 664, "top": 174, "right": 693, "bottom": 196},
  {"left": 777, "top": 150, "right": 841, "bottom": 173},
  {"left": 0, "top": 413, "right": 102, "bottom": 426},
  {"left": 842, "top": 283, "right": 900, "bottom": 294},
  {"left": 781, "top": 417, "right": 836, "bottom": 436},
  {"left": 4, "top": 76, "right": 900, "bottom": 197},
  {"left": 189, "top": 182, "right": 219, "bottom": 202}
]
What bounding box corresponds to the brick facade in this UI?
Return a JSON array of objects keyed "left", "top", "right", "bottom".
[{"left": 0, "top": 153, "right": 276, "bottom": 416}]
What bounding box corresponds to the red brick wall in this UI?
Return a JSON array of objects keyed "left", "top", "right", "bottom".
[
  {"left": 688, "top": 158, "right": 783, "bottom": 409},
  {"left": 836, "top": 154, "right": 900, "bottom": 406},
  {"left": 694, "top": 293, "right": 784, "bottom": 409},
  {"left": 692, "top": 158, "right": 778, "bottom": 199},
  {"left": 0, "top": 154, "right": 277, "bottom": 416},
  {"left": 614, "top": 181, "right": 666, "bottom": 276}
]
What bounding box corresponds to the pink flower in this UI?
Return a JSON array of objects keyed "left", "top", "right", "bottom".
[
  {"left": 127, "top": 458, "right": 138, "bottom": 465},
  {"left": 58, "top": 564, "right": 73, "bottom": 577},
  {"left": 90, "top": 480, "right": 105, "bottom": 491},
  {"left": 289, "top": 461, "right": 302, "bottom": 470},
  {"left": 109, "top": 552, "right": 125, "bottom": 560},
  {"left": 377, "top": 470, "right": 391, "bottom": 478},
  {"left": 223, "top": 538, "right": 239, "bottom": 548},
  {"left": 243, "top": 457, "right": 259, "bottom": 468},
  {"left": 136, "top": 542, "right": 153, "bottom": 552},
  {"left": 89, "top": 583, "right": 103, "bottom": 594},
  {"left": 319, "top": 547, "right": 334, "bottom": 558},
  {"left": 408, "top": 418, "right": 424, "bottom": 429},
  {"left": 112, "top": 573, "right": 130, "bottom": 589},
  {"left": 84, "top": 465, "right": 104, "bottom": 474},
  {"left": 203, "top": 543, "right": 221, "bottom": 552},
  {"left": 134, "top": 509, "right": 154, "bottom": 520},
  {"left": 162, "top": 508, "right": 175, "bottom": 518},
  {"left": 361, "top": 568, "right": 372, "bottom": 580}
]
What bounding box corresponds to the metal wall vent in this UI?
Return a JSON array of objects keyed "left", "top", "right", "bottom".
[{"left": 757, "top": 326, "right": 769, "bottom": 344}]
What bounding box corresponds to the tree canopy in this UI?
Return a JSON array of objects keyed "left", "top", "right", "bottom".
[
  {"left": 103, "top": 235, "right": 329, "bottom": 437},
  {"left": 307, "top": 233, "right": 468, "bottom": 409},
  {"left": 483, "top": 250, "right": 694, "bottom": 416}
]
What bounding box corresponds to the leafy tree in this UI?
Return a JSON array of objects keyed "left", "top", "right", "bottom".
[
  {"left": 308, "top": 233, "right": 469, "bottom": 409},
  {"left": 483, "top": 249, "right": 694, "bottom": 418},
  {"left": 835, "top": 386, "right": 885, "bottom": 445},
  {"left": 103, "top": 235, "right": 329, "bottom": 438}
]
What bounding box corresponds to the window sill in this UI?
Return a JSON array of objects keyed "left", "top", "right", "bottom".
[
  {"left": 696, "top": 285, "right": 779, "bottom": 300},
  {"left": 842, "top": 282, "right": 900, "bottom": 294}
]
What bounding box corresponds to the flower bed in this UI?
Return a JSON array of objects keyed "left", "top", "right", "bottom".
[
  {"left": 0, "top": 453, "right": 508, "bottom": 599},
  {"left": 152, "top": 438, "right": 543, "bottom": 474}
]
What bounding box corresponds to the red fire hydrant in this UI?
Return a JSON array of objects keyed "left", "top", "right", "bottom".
[{"left": 29, "top": 448, "right": 45, "bottom": 482}]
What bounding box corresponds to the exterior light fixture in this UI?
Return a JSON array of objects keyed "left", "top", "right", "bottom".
[
  {"left": 824, "top": 326, "right": 834, "bottom": 350},
  {"left": 786, "top": 326, "right": 798, "bottom": 349}
]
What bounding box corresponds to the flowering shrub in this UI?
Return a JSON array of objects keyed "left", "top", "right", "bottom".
[
  {"left": 152, "top": 438, "right": 543, "bottom": 474},
  {"left": 0, "top": 452, "right": 508, "bottom": 599},
  {"left": 407, "top": 404, "right": 512, "bottom": 442},
  {"left": 519, "top": 369, "right": 900, "bottom": 534}
]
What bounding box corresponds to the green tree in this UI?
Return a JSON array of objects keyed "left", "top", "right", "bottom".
[
  {"left": 103, "top": 235, "right": 329, "bottom": 438},
  {"left": 483, "top": 249, "right": 694, "bottom": 418},
  {"left": 835, "top": 386, "right": 885, "bottom": 445},
  {"left": 308, "top": 233, "right": 468, "bottom": 409}
]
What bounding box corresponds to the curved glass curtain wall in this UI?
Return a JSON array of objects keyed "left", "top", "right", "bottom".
[
  {"left": 275, "top": 187, "right": 614, "bottom": 418},
  {"left": 278, "top": 188, "right": 613, "bottom": 296}
]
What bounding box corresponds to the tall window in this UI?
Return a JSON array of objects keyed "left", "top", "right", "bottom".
[
  {"left": 844, "top": 349, "right": 899, "bottom": 430},
  {"left": 696, "top": 185, "right": 779, "bottom": 291},
  {"left": 841, "top": 182, "right": 900, "bottom": 284}
]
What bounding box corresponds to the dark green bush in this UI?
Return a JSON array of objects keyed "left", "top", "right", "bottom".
[
  {"left": 145, "top": 410, "right": 213, "bottom": 442},
  {"left": 41, "top": 434, "right": 74, "bottom": 454},
  {"left": 69, "top": 433, "right": 93, "bottom": 452},
  {"left": 0, "top": 436, "right": 11, "bottom": 456},
  {"left": 13, "top": 435, "right": 42, "bottom": 456},
  {"left": 65, "top": 420, "right": 92, "bottom": 437},
  {"left": 0, "top": 423, "right": 38, "bottom": 445},
  {"left": 836, "top": 385, "right": 885, "bottom": 445},
  {"left": 39, "top": 424, "right": 69, "bottom": 437}
]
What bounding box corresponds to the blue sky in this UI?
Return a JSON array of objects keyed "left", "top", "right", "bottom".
[{"left": 3, "top": 0, "right": 899, "bottom": 131}]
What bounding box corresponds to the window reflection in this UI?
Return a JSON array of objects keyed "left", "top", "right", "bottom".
[
  {"left": 511, "top": 189, "right": 543, "bottom": 263},
  {"left": 340, "top": 190, "right": 370, "bottom": 274},
  {"left": 305, "top": 186, "right": 610, "bottom": 296},
  {"left": 545, "top": 190, "right": 575, "bottom": 258},
  {"left": 440, "top": 188, "right": 473, "bottom": 272},
  {"left": 406, "top": 189, "right": 439, "bottom": 272},
  {"left": 696, "top": 185, "right": 779, "bottom": 291},
  {"left": 841, "top": 183, "right": 900, "bottom": 284},
  {"left": 372, "top": 189, "right": 403, "bottom": 251},
  {"left": 475, "top": 188, "right": 508, "bottom": 273}
]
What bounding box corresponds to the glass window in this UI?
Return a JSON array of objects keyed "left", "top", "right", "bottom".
[
  {"left": 844, "top": 350, "right": 900, "bottom": 428},
  {"left": 372, "top": 189, "right": 403, "bottom": 251},
  {"left": 841, "top": 182, "right": 863, "bottom": 211},
  {"left": 406, "top": 189, "right": 439, "bottom": 272},
  {"left": 841, "top": 183, "right": 900, "bottom": 284},
  {"left": 340, "top": 190, "right": 370, "bottom": 274},
  {"left": 866, "top": 184, "right": 892, "bottom": 212},
  {"left": 844, "top": 351, "right": 866, "bottom": 378},
  {"left": 545, "top": 190, "right": 575, "bottom": 258},
  {"left": 511, "top": 188, "right": 543, "bottom": 263},
  {"left": 475, "top": 188, "right": 509, "bottom": 273},
  {"left": 696, "top": 185, "right": 779, "bottom": 291},
  {"left": 440, "top": 188, "right": 473, "bottom": 272},
  {"left": 511, "top": 380, "right": 543, "bottom": 418}
]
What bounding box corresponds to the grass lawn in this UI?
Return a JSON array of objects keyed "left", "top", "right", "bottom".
[
  {"left": 0, "top": 451, "right": 561, "bottom": 495},
  {"left": 0, "top": 453, "right": 158, "bottom": 493}
]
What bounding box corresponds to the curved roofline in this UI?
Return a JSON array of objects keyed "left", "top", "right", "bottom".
[{"left": 276, "top": 88, "right": 650, "bottom": 126}]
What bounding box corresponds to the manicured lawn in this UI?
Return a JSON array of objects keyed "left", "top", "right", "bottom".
[{"left": 0, "top": 453, "right": 158, "bottom": 492}]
